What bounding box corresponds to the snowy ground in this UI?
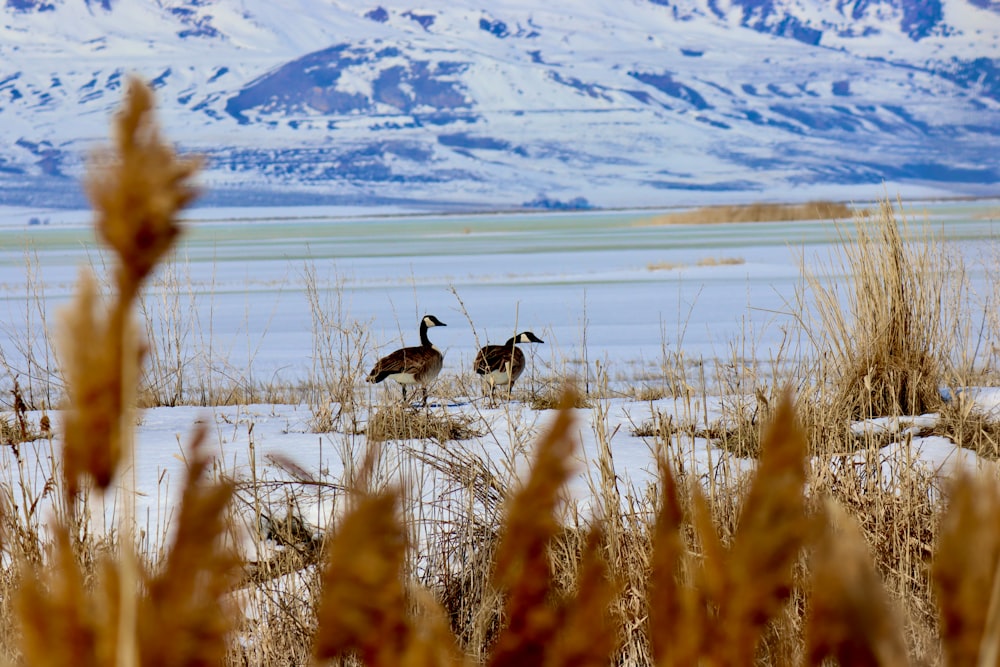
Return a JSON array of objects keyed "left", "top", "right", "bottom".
[{"left": 1, "top": 198, "right": 999, "bottom": 550}]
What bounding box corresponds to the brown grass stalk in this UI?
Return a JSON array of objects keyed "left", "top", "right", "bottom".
[
  {"left": 85, "top": 77, "right": 201, "bottom": 299},
  {"left": 313, "top": 488, "right": 464, "bottom": 666},
  {"left": 487, "top": 388, "right": 584, "bottom": 667},
  {"left": 932, "top": 473, "right": 1000, "bottom": 666},
  {"left": 646, "top": 392, "right": 810, "bottom": 665},
  {"left": 14, "top": 75, "right": 240, "bottom": 667},
  {"left": 14, "top": 422, "right": 237, "bottom": 667},
  {"left": 715, "top": 391, "right": 809, "bottom": 660},
  {"left": 543, "top": 528, "right": 618, "bottom": 667},
  {"left": 805, "top": 501, "right": 910, "bottom": 666},
  {"left": 647, "top": 458, "right": 700, "bottom": 666},
  {"left": 59, "top": 74, "right": 201, "bottom": 502},
  {"left": 15, "top": 525, "right": 120, "bottom": 667},
  {"left": 136, "top": 422, "right": 240, "bottom": 667}
]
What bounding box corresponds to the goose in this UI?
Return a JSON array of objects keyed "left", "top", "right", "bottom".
[
  {"left": 474, "top": 331, "right": 544, "bottom": 400},
  {"left": 367, "top": 315, "right": 447, "bottom": 404}
]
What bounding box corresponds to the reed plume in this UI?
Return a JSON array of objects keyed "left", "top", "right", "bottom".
[
  {"left": 647, "top": 458, "right": 701, "bottom": 666},
  {"left": 14, "top": 526, "right": 120, "bottom": 667},
  {"left": 646, "top": 391, "right": 810, "bottom": 665},
  {"left": 59, "top": 74, "right": 201, "bottom": 503},
  {"left": 933, "top": 472, "right": 1000, "bottom": 666},
  {"left": 487, "top": 388, "right": 580, "bottom": 667},
  {"left": 16, "top": 75, "right": 238, "bottom": 667},
  {"left": 805, "top": 501, "right": 909, "bottom": 666},
  {"left": 313, "top": 487, "right": 465, "bottom": 666},
  {"left": 714, "top": 391, "right": 810, "bottom": 661},
  {"left": 135, "top": 423, "right": 240, "bottom": 667},
  {"left": 85, "top": 75, "right": 201, "bottom": 298}
]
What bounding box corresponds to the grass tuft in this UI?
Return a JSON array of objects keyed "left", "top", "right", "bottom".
[
  {"left": 931, "top": 393, "right": 1000, "bottom": 458},
  {"left": 526, "top": 381, "right": 592, "bottom": 410},
  {"left": 805, "top": 197, "right": 958, "bottom": 423},
  {"left": 365, "top": 404, "right": 483, "bottom": 443}
]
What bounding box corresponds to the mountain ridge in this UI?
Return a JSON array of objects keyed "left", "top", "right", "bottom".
[{"left": 1, "top": 0, "right": 997, "bottom": 210}]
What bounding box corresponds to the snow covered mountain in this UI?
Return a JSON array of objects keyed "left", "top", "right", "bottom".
[{"left": 1, "top": 0, "right": 997, "bottom": 210}]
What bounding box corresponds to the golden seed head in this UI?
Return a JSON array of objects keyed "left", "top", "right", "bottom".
[{"left": 84, "top": 75, "right": 201, "bottom": 292}]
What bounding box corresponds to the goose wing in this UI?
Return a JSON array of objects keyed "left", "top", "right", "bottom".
[
  {"left": 368, "top": 345, "right": 429, "bottom": 382},
  {"left": 474, "top": 345, "right": 524, "bottom": 375}
]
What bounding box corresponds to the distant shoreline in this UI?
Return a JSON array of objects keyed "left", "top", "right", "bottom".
[{"left": 1, "top": 194, "right": 999, "bottom": 230}]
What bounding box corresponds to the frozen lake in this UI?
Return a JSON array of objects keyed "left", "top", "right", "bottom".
[{"left": 1, "top": 199, "right": 999, "bottom": 396}]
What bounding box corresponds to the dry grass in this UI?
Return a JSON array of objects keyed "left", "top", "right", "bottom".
[
  {"left": 630, "top": 410, "right": 675, "bottom": 439},
  {"left": 805, "top": 500, "right": 911, "bottom": 665},
  {"left": 697, "top": 256, "right": 746, "bottom": 267},
  {"left": 313, "top": 489, "right": 464, "bottom": 665},
  {"left": 525, "top": 379, "right": 593, "bottom": 410},
  {"left": 930, "top": 393, "right": 1000, "bottom": 458},
  {"left": 365, "top": 403, "right": 483, "bottom": 443},
  {"left": 644, "top": 392, "right": 811, "bottom": 663},
  {"left": 933, "top": 473, "right": 1000, "bottom": 666},
  {"left": 642, "top": 200, "right": 851, "bottom": 226},
  {"left": 303, "top": 262, "right": 374, "bottom": 433},
  {"left": 647, "top": 260, "right": 686, "bottom": 271},
  {"left": 648, "top": 256, "right": 745, "bottom": 271},
  {"left": 692, "top": 390, "right": 774, "bottom": 459},
  {"left": 0, "top": 380, "right": 48, "bottom": 446},
  {"left": 802, "top": 198, "right": 960, "bottom": 425},
  {"left": 630, "top": 384, "right": 677, "bottom": 401}
]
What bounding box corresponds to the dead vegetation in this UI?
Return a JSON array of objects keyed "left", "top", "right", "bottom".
[
  {"left": 642, "top": 200, "right": 851, "bottom": 226},
  {"left": 0, "top": 380, "right": 48, "bottom": 446},
  {"left": 525, "top": 380, "right": 593, "bottom": 410},
  {"left": 803, "top": 198, "right": 961, "bottom": 425},
  {"left": 930, "top": 392, "right": 1000, "bottom": 457},
  {"left": 648, "top": 256, "right": 746, "bottom": 271},
  {"left": 365, "top": 403, "right": 483, "bottom": 443}
]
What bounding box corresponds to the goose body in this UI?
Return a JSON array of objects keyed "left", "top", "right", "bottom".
[
  {"left": 474, "top": 331, "right": 544, "bottom": 398},
  {"left": 368, "top": 315, "right": 446, "bottom": 403}
]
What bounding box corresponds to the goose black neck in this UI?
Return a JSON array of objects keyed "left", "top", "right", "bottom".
[
  {"left": 420, "top": 320, "right": 432, "bottom": 347},
  {"left": 503, "top": 335, "right": 519, "bottom": 347}
]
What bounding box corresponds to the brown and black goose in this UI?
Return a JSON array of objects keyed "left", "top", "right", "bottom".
[
  {"left": 474, "top": 331, "right": 544, "bottom": 400},
  {"left": 368, "top": 315, "right": 447, "bottom": 404}
]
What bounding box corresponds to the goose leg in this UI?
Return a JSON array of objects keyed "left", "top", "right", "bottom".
[{"left": 486, "top": 377, "right": 501, "bottom": 408}]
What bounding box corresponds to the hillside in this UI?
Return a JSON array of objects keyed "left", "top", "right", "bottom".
[{"left": 1, "top": 0, "right": 997, "bottom": 209}]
